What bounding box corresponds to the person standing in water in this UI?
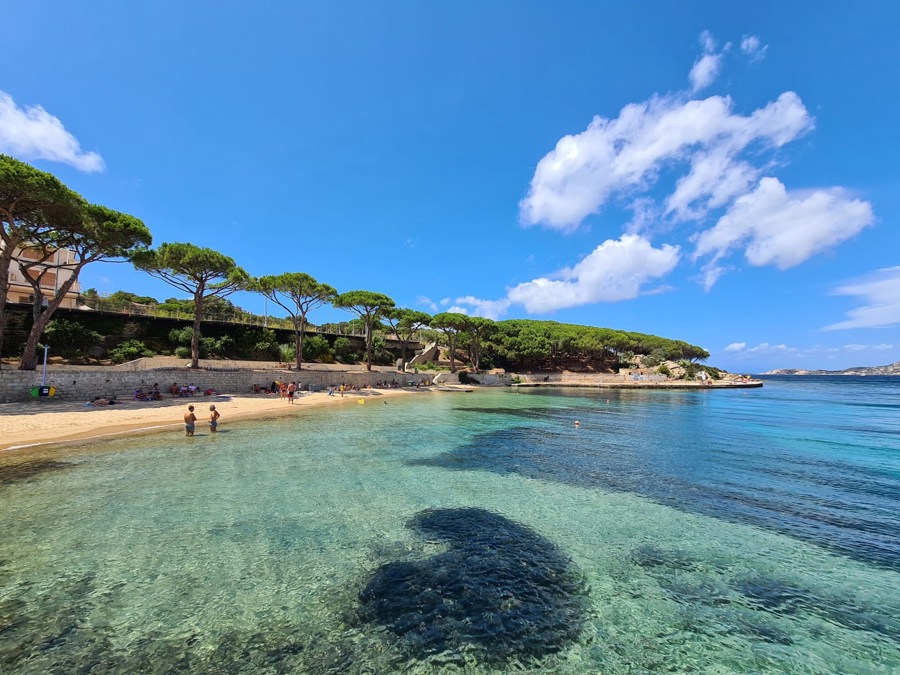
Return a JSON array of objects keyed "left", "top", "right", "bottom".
[
  {"left": 184, "top": 405, "right": 197, "bottom": 437},
  {"left": 209, "top": 405, "right": 220, "bottom": 432}
]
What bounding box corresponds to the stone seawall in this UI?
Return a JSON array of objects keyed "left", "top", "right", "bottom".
[{"left": 0, "top": 368, "right": 431, "bottom": 403}]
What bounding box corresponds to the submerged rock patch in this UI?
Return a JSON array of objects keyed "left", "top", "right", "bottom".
[
  {"left": 357, "top": 507, "right": 587, "bottom": 666},
  {"left": 0, "top": 460, "right": 73, "bottom": 486}
]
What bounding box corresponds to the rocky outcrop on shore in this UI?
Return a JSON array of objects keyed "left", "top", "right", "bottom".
[{"left": 764, "top": 361, "right": 900, "bottom": 376}]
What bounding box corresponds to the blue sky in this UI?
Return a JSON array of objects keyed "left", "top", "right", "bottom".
[{"left": 3, "top": 2, "right": 899, "bottom": 373}]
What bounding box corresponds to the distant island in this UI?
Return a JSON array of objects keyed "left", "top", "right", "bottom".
[{"left": 764, "top": 361, "right": 900, "bottom": 376}]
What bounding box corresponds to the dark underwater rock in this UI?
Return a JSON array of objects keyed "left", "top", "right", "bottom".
[
  {"left": 0, "top": 460, "right": 73, "bottom": 486},
  {"left": 357, "top": 507, "right": 587, "bottom": 666}
]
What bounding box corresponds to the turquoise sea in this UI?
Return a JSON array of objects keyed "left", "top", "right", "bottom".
[{"left": 1, "top": 376, "right": 899, "bottom": 673}]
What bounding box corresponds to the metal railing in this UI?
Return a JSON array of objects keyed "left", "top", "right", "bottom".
[{"left": 49, "top": 300, "right": 372, "bottom": 337}]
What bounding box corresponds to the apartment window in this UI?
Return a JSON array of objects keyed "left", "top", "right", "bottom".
[{"left": 24, "top": 269, "right": 56, "bottom": 287}]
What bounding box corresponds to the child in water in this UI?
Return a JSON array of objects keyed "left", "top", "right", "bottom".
[{"left": 209, "top": 405, "right": 220, "bottom": 433}]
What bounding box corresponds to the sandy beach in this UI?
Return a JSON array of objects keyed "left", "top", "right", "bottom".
[
  {"left": 0, "top": 377, "right": 759, "bottom": 461},
  {"left": 0, "top": 387, "right": 423, "bottom": 457}
]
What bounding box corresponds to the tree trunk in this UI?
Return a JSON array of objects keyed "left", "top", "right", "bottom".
[
  {"left": 400, "top": 340, "right": 408, "bottom": 371},
  {"left": 18, "top": 296, "right": 46, "bottom": 370},
  {"left": 364, "top": 319, "right": 373, "bottom": 371},
  {"left": 449, "top": 335, "right": 457, "bottom": 373},
  {"left": 18, "top": 265, "right": 83, "bottom": 370},
  {"left": 0, "top": 228, "right": 23, "bottom": 370},
  {"left": 295, "top": 316, "right": 305, "bottom": 371},
  {"left": 191, "top": 290, "right": 204, "bottom": 369}
]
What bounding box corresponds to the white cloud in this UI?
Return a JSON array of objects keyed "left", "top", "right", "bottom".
[
  {"left": 624, "top": 197, "right": 659, "bottom": 234},
  {"left": 689, "top": 54, "right": 722, "bottom": 93},
  {"left": 446, "top": 306, "right": 469, "bottom": 315},
  {"left": 0, "top": 91, "right": 104, "bottom": 172},
  {"left": 699, "top": 30, "right": 717, "bottom": 54},
  {"left": 726, "top": 342, "right": 799, "bottom": 358},
  {"left": 519, "top": 91, "right": 813, "bottom": 232},
  {"left": 722, "top": 341, "right": 895, "bottom": 362},
  {"left": 741, "top": 35, "right": 768, "bottom": 62},
  {"left": 824, "top": 266, "right": 900, "bottom": 330},
  {"left": 506, "top": 234, "right": 680, "bottom": 313},
  {"left": 666, "top": 149, "right": 759, "bottom": 222},
  {"left": 416, "top": 295, "right": 439, "bottom": 312},
  {"left": 694, "top": 177, "right": 874, "bottom": 288},
  {"left": 453, "top": 296, "right": 511, "bottom": 320},
  {"left": 749, "top": 343, "right": 792, "bottom": 353},
  {"left": 689, "top": 31, "right": 725, "bottom": 93},
  {"left": 513, "top": 30, "right": 875, "bottom": 313}
]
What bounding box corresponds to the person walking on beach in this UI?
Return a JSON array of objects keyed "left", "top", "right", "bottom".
[
  {"left": 184, "top": 405, "right": 197, "bottom": 437},
  {"left": 287, "top": 381, "right": 296, "bottom": 404},
  {"left": 209, "top": 405, "right": 220, "bottom": 432}
]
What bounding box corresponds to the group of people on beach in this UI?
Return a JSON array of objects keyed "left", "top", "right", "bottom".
[
  {"left": 251, "top": 381, "right": 303, "bottom": 402},
  {"left": 183, "top": 404, "right": 219, "bottom": 437},
  {"left": 169, "top": 382, "right": 218, "bottom": 397},
  {"left": 133, "top": 383, "right": 162, "bottom": 401}
]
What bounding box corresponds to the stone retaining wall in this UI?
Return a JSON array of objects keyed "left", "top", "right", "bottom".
[{"left": 0, "top": 368, "right": 431, "bottom": 403}]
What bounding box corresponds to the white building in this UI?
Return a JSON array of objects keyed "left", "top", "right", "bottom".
[{"left": 5, "top": 246, "right": 81, "bottom": 308}]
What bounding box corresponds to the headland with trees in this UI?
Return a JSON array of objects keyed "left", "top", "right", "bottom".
[{"left": 1, "top": 154, "right": 720, "bottom": 381}]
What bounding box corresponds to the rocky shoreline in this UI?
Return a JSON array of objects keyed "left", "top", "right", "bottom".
[
  {"left": 764, "top": 360, "right": 900, "bottom": 376},
  {"left": 511, "top": 379, "right": 762, "bottom": 390}
]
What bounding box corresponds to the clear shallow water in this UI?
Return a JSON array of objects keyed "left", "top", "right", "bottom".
[{"left": 1, "top": 378, "right": 898, "bottom": 673}]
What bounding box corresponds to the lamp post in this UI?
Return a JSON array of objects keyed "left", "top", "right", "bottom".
[
  {"left": 37, "top": 343, "right": 49, "bottom": 403},
  {"left": 41, "top": 344, "right": 49, "bottom": 386}
]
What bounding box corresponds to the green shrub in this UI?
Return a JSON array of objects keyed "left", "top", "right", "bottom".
[
  {"left": 175, "top": 346, "right": 192, "bottom": 359},
  {"left": 657, "top": 364, "right": 671, "bottom": 377},
  {"left": 169, "top": 326, "right": 193, "bottom": 348},
  {"left": 302, "top": 335, "right": 331, "bottom": 361},
  {"left": 333, "top": 337, "right": 359, "bottom": 364},
  {"left": 108, "top": 339, "right": 154, "bottom": 363},
  {"left": 42, "top": 319, "right": 103, "bottom": 359},
  {"left": 415, "top": 361, "right": 447, "bottom": 371},
  {"left": 678, "top": 360, "right": 700, "bottom": 379},
  {"left": 279, "top": 343, "right": 296, "bottom": 363},
  {"left": 201, "top": 335, "right": 233, "bottom": 358},
  {"left": 230, "top": 326, "right": 277, "bottom": 360}
]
